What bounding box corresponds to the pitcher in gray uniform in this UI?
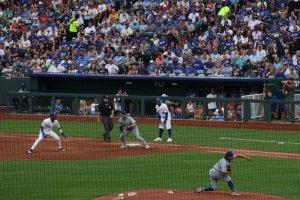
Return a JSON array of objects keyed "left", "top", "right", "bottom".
[
  {"left": 118, "top": 111, "right": 149, "bottom": 149},
  {"left": 194, "top": 151, "right": 251, "bottom": 196}
]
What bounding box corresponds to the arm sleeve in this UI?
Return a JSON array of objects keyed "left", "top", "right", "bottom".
[
  {"left": 165, "top": 112, "right": 168, "bottom": 121},
  {"left": 157, "top": 112, "right": 161, "bottom": 120},
  {"left": 40, "top": 126, "right": 46, "bottom": 135}
]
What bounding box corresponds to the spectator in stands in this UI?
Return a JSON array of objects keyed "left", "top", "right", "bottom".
[
  {"left": 282, "top": 78, "right": 295, "bottom": 120},
  {"left": 89, "top": 98, "right": 99, "bottom": 116},
  {"left": 68, "top": 14, "right": 80, "bottom": 41},
  {"left": 79, "top": 100, "right": 88, "bottom": 115},
  {"left": 207, "top": 88, "right": 217, "bottom": 119},
  {"left": 264, "top": 91, "right": 281, "bottom": 120},
  {"left": 227, "top": 104, "right": 237, "bottom": 121},
  {"left": 186, "top": 100, "right": 195, "bottom": 119},
  {"left": 55, "top": 99, "right": 63, "bottom": 114},
  {"left": 0, "top": 0, "right": 298, "bottom": 82},
  {"left": 114, "top": 89, "right": 125, "bottom": 115}
]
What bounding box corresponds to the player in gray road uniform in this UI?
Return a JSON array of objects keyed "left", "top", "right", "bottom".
[
  {"left": 194, "top": 151, "right": 251, "bottom": 196},
  {"left": 119, "top": 111, "right": 149, "bottom": 149}
]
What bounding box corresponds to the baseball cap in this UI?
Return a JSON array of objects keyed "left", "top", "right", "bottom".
[
  {"left": 121, "top": 111, "right": 127, "bottom": 115},
  {"left": 102, "top": 95, "right": 109, "bottom": 99},
  {"left": 225, "top": 150, "right": 235, "bottom": 158}
]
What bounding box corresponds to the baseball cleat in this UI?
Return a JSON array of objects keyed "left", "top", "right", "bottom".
[
  {"left": 106, "top": 136, "right": 111, "bottom": 142},
  {"left": 58, "top": 147, "right": 65, "bottom": 152},
  {"left": 120, "top": 144, "right": 128, "bottom": 148},
  {"left": 167, "top": 138, "right": 173, "bottom": 142},
  {"left": 27, "top": 149, "right": 33, "bottom": 154},
  {"left": 102, "top": 134, "right": 107, "bottom": 141},
  {"left": 231, "top": 191, "right": 241, "bottom": 196},
  {"left": 145, "top": 144, "right": 150, "bottom": 149},
  {"left": 194, "top": 187, "right": 204, "bottom": 193},
  {"left": 153, "top": 137, "right": 162, "bottom": 142}
]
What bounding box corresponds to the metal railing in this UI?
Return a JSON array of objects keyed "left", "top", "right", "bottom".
[{"left": 7, "top": 91, "right": 300, "bottom": 123}]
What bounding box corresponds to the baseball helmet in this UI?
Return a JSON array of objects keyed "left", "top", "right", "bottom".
[{"left": 50, "top": 111, "right": 57, "bottom": 116}]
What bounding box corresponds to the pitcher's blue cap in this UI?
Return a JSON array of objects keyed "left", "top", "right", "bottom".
[{"left": 225, "top": 151, "right": 235, "bottom": 157}]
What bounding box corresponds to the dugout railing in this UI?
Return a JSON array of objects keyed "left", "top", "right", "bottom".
[{"left": 7, "top": 91, "right": 300, "bottom": 123}]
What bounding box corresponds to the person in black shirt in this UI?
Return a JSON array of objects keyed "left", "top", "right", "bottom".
[{"left": 97, "top": 95, "right": 114, "bottom": 142}]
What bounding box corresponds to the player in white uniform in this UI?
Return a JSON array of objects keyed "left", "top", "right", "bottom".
[
  {"left": 153, "top": 97, "right": 172, "bottom": 142},
  {"left": 118, "top": 111, "right": 149, "bottom": 149},
  {"left": 27, "top": 112, "right": 66, "bottom": 154},
  {"left": 194, "top": 151, "right": 251, "bottom": 196}
]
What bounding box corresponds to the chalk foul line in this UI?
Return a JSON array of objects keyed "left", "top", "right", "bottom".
[{"left": 219, "top": 137, "right": 300, "bottom": 145}]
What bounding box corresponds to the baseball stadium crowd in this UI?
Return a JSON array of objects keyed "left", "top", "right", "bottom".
[{"left": 0, "top": 0, "right": 299, "bottom": 78}]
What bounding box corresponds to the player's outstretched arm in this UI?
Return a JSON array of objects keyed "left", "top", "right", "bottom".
[
  {"left": 236, "top": 154, "right": 251, "bottom": 161},
  {"left": 40, "top": 126, "right": 47, "bottom": 139}
]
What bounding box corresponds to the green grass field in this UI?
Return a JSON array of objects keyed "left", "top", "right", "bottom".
[{"left": 0, "top": 119, "right": 300, "bottom": 199}]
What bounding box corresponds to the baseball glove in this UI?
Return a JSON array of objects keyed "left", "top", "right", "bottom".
[
  {"left": 227, "top": 165, "right": 231, "bottom": 173},
  {"left": 125, "top": 125, "right": 134, "bottom": 131}
]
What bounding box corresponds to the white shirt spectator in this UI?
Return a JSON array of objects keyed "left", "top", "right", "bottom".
[
  {"left": 252, "top": 30, "right": 262, "bottom": 40},
  {"left": 188, "top": 12, "right": 199, "bottom": 23},
  {"left": 84, "top": 26, "right": 96, "bottom": 36},
  {"left": 288, "top": 24, "right": 299, "bottom": 32},
  {"left": 12, "top": 16, "right": 22, "bottom": 22},
  {"left": 248, "top": 19, "right": 261, "bottom": 30},
  {"left": 256, "top": 48, "right": 266, "bottom": 60},
  {"left": 105, "top": 63, "right": 119, "bottom": 74},
  {"left": 48, "top": 64, "right": 59, "bottom": 73},
  {"left": 233, "top": 34, "right": 247, "bottom": 45},
  {"left": 207, "top": 92, "right": 217, "bottom": 110},
  {"left": 88, "top": 7, "right": 98, "bottom": 19},
  {"left": 46, "top": 26, "right": 58, "bottom": 37},
  {"left": 0, "top": 48, "right": 4, "bottom": 56},
  {"left": 121, "top": 26, "right": 133, "bottom": 37},
  {"left": 119, "top": 12, "right": 130, "bottom": 23},
  {"left": 244, "top": 15, "right": 252, "bottom": 23},
  {"left": 98, "top": 4, "right": 107, "bottom": 12}
]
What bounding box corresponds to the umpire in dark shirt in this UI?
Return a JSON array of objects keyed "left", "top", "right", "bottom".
[{"left": 97, "top": 95, "right": 114, "bottom": 142}]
